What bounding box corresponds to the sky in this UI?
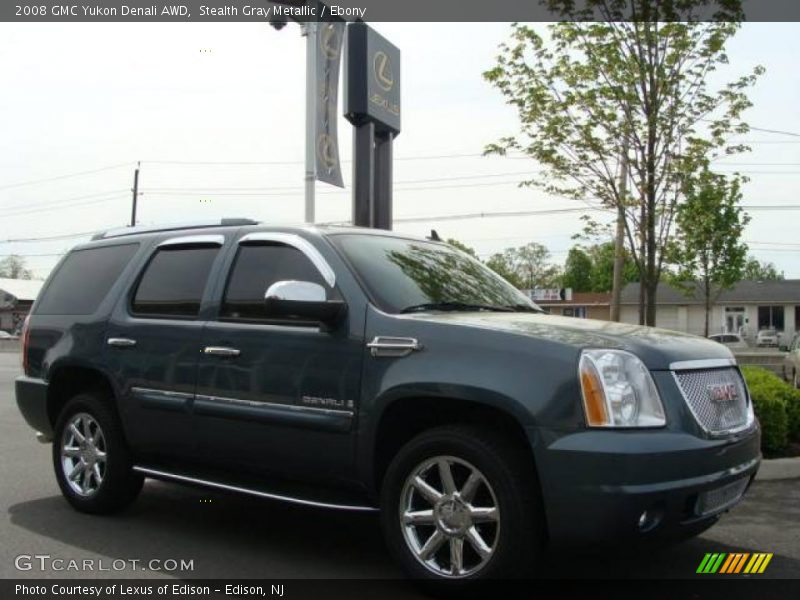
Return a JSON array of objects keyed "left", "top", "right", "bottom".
[{"left": 0, "top": 21, "right": 798, "bottom": 279}]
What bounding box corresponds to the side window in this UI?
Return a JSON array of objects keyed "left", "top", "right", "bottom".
[
  {"left": 221, "top": 243, "right": 333, "bottom": 322},
  {"left": 36, "top": 244, "right": 138, "bottom": 315},
  {"left": 132, "top": 246, "right": 219, "bottom": 318}
]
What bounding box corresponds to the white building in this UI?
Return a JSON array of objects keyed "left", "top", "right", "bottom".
[{"left": 620, "top": 280, "right": 800, "bottom": 344}]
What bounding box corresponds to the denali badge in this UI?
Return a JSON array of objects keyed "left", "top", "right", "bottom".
[{"left": 707, "top": 383, "right": 739, "bottom": 402}]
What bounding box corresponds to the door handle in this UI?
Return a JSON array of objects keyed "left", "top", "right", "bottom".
[
  {"left": 107, "top": 337, "right": 137, "bottom": 348},
  {"left": 203, "top": 346, "right": 241, "bottom": 358}
]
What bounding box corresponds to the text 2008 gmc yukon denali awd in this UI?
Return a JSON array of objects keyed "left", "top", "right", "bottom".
[{"left": 16, "top": 219, "right": 760, "bottom": 581}]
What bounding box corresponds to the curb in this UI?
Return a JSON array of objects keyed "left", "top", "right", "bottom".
[{"left": 756, "top": 457, "right": 800, "bottom": 481}]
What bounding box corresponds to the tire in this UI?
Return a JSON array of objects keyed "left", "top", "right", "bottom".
[
  {"left": 52, "top": 392, "right": 143, "bottom": 514},
  {"left": 380, "top": 425, "right": 545, "bottom": 583}
]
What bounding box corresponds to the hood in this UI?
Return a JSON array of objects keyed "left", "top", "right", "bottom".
[{"left": 402, "top": 312, "right": 733, "bottom": 371}]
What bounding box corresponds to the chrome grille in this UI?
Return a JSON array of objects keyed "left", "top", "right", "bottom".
[
  {"left": 696, "top": 477, "right": 749, "bottom": 516},
  {"left": 673, "top": 367, "right": 751, "bottom": 434}
]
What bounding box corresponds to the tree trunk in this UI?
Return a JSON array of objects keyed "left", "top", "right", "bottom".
[{"left": 704, "top": 279, "right": 711, "bottom": 338}]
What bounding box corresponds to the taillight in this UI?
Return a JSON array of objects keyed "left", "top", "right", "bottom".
[{"left": 21, "top": 314, "right": 31, "bottom": 375}]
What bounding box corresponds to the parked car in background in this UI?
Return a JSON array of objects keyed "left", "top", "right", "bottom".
[
  {"left": 783, "top": 334, "right": 800, "bottom": 388},
  {"left": 0, "top": 330, "right": 18, "bottom": 340},
  {"left": 756, "top": 328, "right": 779, "bottom": 348},
  {"left": 708, "top": 333, "right": 748, "bottom": 349}
]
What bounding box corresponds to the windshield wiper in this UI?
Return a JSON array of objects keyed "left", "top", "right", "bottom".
[{"left": 400, "top": 302, "right": 514, "bottom": 314}]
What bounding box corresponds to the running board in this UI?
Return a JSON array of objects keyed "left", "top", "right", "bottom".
[{"left": 133, "top": 466, "right": 379, "bottom": 513}]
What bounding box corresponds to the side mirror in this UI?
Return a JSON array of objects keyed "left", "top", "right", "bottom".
[{"left": 264, "top": 280, "right": 346, "bottom": 325}]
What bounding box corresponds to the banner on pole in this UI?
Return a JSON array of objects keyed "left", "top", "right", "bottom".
[{"left": 315, "top": 20, "right": 345, "bottom": 188}]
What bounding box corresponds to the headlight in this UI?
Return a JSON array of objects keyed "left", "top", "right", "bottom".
[{"left": 579, "top": 349, "right": 666, "bottom": 428}]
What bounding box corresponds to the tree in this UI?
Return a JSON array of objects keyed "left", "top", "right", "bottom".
[
  {"left": 742, "top": 257, "right": 783, "bottom": 281},
  {"left": 484, "top": 4, "right": 762, "bottom": 325},
  {"left": 586, "top": 241, "right": 639, "bottom": 293},
  {"left": 485, "top": 250, "right": 526, "bottom": 289},
  {"left": 0, "top": 255, "right": 32, "bottom": 280},
  {"left": 671, "top": 170, "right": 750, "bottom": 337},
  {"left": 562, "top": 247, "right": 593, "bottom": 292}
]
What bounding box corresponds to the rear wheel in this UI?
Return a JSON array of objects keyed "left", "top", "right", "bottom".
[
  {"left": 380, "top": 425, "right": 544, "bottom": 582},
  {"left": 53, "top": 392, "right": 143, "bottom": 514}
]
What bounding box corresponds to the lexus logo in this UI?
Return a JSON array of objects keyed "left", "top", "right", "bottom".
[
  {"left": 707, "top": 383, "right": 739, "bottom": 403},
  {"left": 373, "top": 51, "right": 394, "bottom": 92}
]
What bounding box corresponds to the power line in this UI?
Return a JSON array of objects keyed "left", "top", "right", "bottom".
[
  {"left": 0, "top": 163, "right": 133, "bottom": 192},
  {"left": 0, "top": 230, "right": 103, "bottom": 244},
  {"left": 747, "top": 126, "right": 800, "bottom": 138}
]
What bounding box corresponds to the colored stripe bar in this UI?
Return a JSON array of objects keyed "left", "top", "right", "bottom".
[
  {"left": 719, "top": 554, "right": 736, "bottom": 574},
  {"left": 733, "top": 553, "right": 750, "bottom": 573},
  {"left": 697, "top": 554, "right": 713, "bottom": 574},
  {"left": 709, "top": 553, "right": 726, "bottom": 574},
  {"left": 758, "top": 554, "right": 773, "bottom": 573}
]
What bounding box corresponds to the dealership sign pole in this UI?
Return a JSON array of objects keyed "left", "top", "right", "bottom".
[{"left": 344, "top": 22, "right": 401, "bottom": 229}]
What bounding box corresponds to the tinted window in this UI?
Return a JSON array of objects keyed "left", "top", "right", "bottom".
[
  {"left": 221, "top": 243, "right": 330, "bottom": 321},
  {"left": 330, "top": 234, "right": 537, "bottom": 314},
  {"left": 36, "top": 244, "right": 138, "bottom": 315},
  {"left": 132, "top": 246, "right": 219, "bottom": 317}
]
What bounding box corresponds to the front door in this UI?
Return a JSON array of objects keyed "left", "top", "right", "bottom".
[{"left": 195, "top": 234, "right": 362, "bottom": 484}]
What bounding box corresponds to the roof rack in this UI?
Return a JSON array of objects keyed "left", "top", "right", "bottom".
[{"left": 91, "top": 218, "right": 260, "bottom": 241}]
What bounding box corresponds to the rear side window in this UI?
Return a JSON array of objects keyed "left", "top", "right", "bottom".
[
  {"left": 221, "top": 243, "right": 331, "bottom": 321},
  {"left": 132, "top": 246, "right": 219, "bottom": 318},
  {"left": 36, "top": 244, "right": 138, "bottom": 315}
]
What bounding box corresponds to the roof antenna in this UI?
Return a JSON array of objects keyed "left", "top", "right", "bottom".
[{"left": 428, "top": 229, "right": 442, "bottom": 242}]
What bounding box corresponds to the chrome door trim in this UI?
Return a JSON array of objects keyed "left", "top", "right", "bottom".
[
  {"left": 158, "top": 234, "right": 225, "bottom": 248},
  {"left": 238, "top": 232, "right": 336, "bottom": 287},
  {"left": 366, "top": 336, "right": 422, "bottom": 357},
  {"left": 195, "top": 394, "right": 354, "bottom": 417},
  {"left": 669, "top": 358, "right": 737, "bottom": 371},
  {"left": 107, "top": 337, "right": 137, "bottom": 348},
  {"left": 131, "top": 387, "right": 193, "bottom": 399},
  {"left": 132, "top": 466, "right": 378, "bottom": 512},
  {"left": 203, "top": 346, "right": 241, "bottom": 357}
]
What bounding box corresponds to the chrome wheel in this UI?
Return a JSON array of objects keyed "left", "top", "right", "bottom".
[
  {"left": 400, "top": 456, "right": 500, "bottom": 578},
  {"left": 60, "top": 412, "right": 107, "bottom": 497}
]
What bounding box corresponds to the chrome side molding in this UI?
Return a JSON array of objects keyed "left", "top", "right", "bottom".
[
  {"left": 133, "top": 466, "right": 378, "bottom": 512},
  {"left": 107, "top": 337, "right": 137, "bottom": 348},
  {"left": 366, "top": 336, "right": 422, "bottom": 358}
]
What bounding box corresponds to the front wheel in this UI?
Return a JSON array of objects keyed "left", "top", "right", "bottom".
[
  {"left": 52, "top": 392, "right": 143, "bottom": 514},
  {"left": 380, "top": 425, "right": 545, "bottom": 582}
]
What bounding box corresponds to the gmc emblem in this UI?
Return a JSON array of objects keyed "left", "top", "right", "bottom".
[{"left": 707, "top": 383, "right": 739, "bottom": 402}]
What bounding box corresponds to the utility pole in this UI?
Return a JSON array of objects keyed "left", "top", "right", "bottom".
[
  {"left": 130, "top": 161, "right": 140, "bottom": 227},
  {"left": 302, "top": 21, "right": 317, "bottom": 224},
  {"left": 610, "top": 141, "right": 629, "bottom": 322}
]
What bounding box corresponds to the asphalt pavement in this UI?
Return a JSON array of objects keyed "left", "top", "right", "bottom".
[{"left": 1, "top": 352, "right": 797, "bottom": 582}]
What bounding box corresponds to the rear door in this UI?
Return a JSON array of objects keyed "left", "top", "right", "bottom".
[
  {"left": 194, "top": 233, "right": 362, "bottom": 483},
  {"left": 107, "top": 235, "right": 225, "bottom": 459}
]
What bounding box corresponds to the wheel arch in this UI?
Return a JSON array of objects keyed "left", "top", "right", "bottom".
[
  {"left": 46, "top": 362, "right": 119, "bottom": 428},
  {"left": 366, "top": 387, "right": 541, "bottom": 500}
]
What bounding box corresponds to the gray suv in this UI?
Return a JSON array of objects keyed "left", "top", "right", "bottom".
[{"left": 16, "top": 220, "right": 760, "bottom": 582}]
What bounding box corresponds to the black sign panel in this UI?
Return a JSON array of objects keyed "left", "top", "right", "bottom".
[
  {"left": 344, "top": 22, "right": 401, "bottom": 135},
  {"left": 316, "top": 20, "right": 345, "bottom": 187}
]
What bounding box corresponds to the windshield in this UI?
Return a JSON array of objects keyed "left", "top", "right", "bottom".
[{"left": 330, "top": 234, "right": 541, "bottom": 314}]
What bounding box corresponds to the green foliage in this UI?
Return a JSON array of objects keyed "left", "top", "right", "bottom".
[
  {"left": 562, "top": 247, "right": 593, "bottom": 292},
  {"left": 484, "top": 14, "right": 762, "bottom": 324},
  {"left": 671, "top": 170, "right": 750, "bottom": 336},
  {"left": 586, "top": 241, "right": 639, "bottom": 293},
  {"left": 742, "top": 257, "right": 784, "bottom": 281},
  {"left": 0, "top": 255, "right": 33, "bottom": 280},
  {"left": 740, "top": 366, "right": 800, "bottom": 456}
]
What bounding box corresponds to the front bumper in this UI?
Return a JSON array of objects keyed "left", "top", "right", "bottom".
[
  {"left": 530, "top": 424, "right": 761, "bottom": 546},
  {"left": 16, "top": 376, "right": 52, "bottom": 438}
]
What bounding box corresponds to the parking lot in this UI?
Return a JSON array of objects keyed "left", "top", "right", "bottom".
[{"left": 1, "top": 352, "right": 797, "bottom": 582}]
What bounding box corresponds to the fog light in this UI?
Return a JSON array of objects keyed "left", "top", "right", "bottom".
[{"left": 637, "top": 508, "right": 662, "bottom": 532}]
